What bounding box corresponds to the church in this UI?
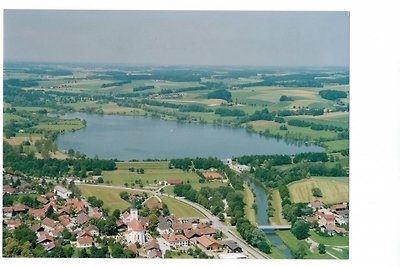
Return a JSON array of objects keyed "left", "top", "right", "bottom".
[{"left": 123, "top": 199, "right": 146, "bottom": 245}]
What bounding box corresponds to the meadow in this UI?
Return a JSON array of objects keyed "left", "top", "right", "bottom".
[{"left": 287, "top": 177, "right": 349, "bottom": 204}]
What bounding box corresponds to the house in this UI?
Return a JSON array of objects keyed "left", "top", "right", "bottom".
[
  {"left": 42, "top": 217, "right": 58, "bottom": 231},
  {"left": 37, "top": 197, "right": 49, "bottom": 205},
  {"left": 145, "top": 239, "right": 162, "bottom": 258},
  {"left": 30, "top": 224, "right": 45, "bottom": 233},
  {"left": 157, "top": 217, "right": 172, "bottom": 235},
  {"left": 37, "top": 233, "right": 54, "bottom": 245},
  {"left": 308, "top": 200, "right": 324, "bottom": 210},
  {"left": 59, "top": 215, "right": 74, "bottom": 230},
  {"left": 202, "top": 171, "right": 224, "bottom": 180},
  {"left": 125, "top": 219, "right": 146, "bottom": 245},
  {"left": 222, "top": 240, "right": 242, "bottom": 253},
  {"left": 196, "top": 227, "right": 216, "bottom": 237},
  {"left": 3, "top": 207, "right": 13, "bottom": 218},
  {"left": 29, "top": 208, "right": 46, "bottom": 220},
  {"left": 304, "top": 216, "right": 318, "bottom": 223},
  {"left": 196, "top": 236, "right": 222, "bottom": 251},
  {"left": 54, "top": 185, "right": 72, "bottom": 199},
  {"left": 91, "top": 207, "right": 103, "bottom": 219},
  {"left": 330, "top": 203, "right": 347, "bottom": 212},
  {"left": 75, "top": 213, "right": 89, "bottom": 226},
  {"left": 13, "top": 204, "right": 27, "bottom": 213},
  {"left": 171, "top": 222, "right": 192, "bottom": 233},
  {"left": 321, "top": 224, "right": 348, "bottom": 236},
  {"left": 5, "top": 219, "right": 22, "bottom": 229},
  {"left": 162, "top": 234, "right": 189, "bottom": 248},
  {"left": 165, "top": 178, "right": 183, "bottom": 185},
  {"left": 84, "top": 225, "right": 99, "bottom": 236},
  {"left": 3, "top": 185, "right": 16, "bottom": 195},
  {"left": 318, "top": 213, "right": 337, "bottom": 226},
  {"left": 76, "top": 236, "right": 93, "bottom": 248},
  {"left": 50, "top": 227, "right": 64, "bottom": 238}
]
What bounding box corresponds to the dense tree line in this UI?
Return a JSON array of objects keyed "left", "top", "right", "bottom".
[
  {"left": 233, "top": 154, "right": 292, "bottom": 167},
  {"left": 215, "top": 108, "right": 246, "bottom": 117},
  {"left": 207, "top": 89, "right": 232, "bottom": 102},
  {"left": 101, "top": 81, "right": 131, "bottom": 88},
  {"left": 288, "top": 119, "right": 345, "bottom": 132},
  {"left": 3, "top": 142, "right": 116, "bottom": 178},
  {"left": 293, "top": 152, "right": 329, "bottom": 163},
  {"left": 319, "top": 89, "right": 347, "bottom": 100},
  {"left": 133, "top": 85, "right": 155, "bottom": 91},
  {"left": 280, "top": 95, "right": 294, "bottom": 102}
]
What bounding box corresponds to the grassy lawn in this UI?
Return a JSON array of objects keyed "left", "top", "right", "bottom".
[
  {"left": 116, "top": 161, "right": 170, "bottom": 170},
  {"left": 269, "top": 189, "right": 288, "bottom": 225},
  {"left": 288, "top": 177, "right": 349, "bottom": 204},
  {"left": 159, "top": 196, "right": 205, "bottom": 219},
  {"left": 78, "top": 185, "right": 132, "bottom": 211},
  {"left": 3, "top": 113, "right": 27, "bottom": 124},
  {"left": 243, "top": 183, "right": 257, "bottom": 225},
  {"left": 309, "top": 231, "right": 349, "bottom": 247}
]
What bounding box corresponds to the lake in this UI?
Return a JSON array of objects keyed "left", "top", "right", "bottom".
[{"left": 56, "top": 113, "right": 324, "bottom": 161}]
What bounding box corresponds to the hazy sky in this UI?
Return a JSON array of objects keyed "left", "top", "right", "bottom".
[{"left": 4, "top": 10, "right": 349, "bottom": 66}]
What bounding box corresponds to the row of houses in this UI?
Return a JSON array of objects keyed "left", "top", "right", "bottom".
[{"left": 305, "top": 200, "right": 349, "bottom": 236}]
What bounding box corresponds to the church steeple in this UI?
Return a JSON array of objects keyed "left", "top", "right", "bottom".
[{"left": 130, "top": 198, "right": 138, "bottom": 221}]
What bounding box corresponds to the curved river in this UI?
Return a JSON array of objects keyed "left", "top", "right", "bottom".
[{"left": 56, "top": 113, "right": 324, "bottom": 160}]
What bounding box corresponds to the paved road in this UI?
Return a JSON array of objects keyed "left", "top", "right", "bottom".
[{"left": 79, "top": 183, "right": 268, "bottom": 259}]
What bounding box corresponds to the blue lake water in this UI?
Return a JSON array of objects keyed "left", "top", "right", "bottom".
[{"left": 56, "top": 113, "right": 324, "bottom": 161}]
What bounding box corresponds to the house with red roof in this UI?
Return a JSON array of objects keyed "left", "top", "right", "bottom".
[
  {"left": 196, "top": 235, "right": 222, "bottom": 251},
  {"left": 162, "top": 234, "right": 189, "bottom": 248},
  {"left": 13, "top": 204, "right": 27, "bottom": 213},
  {"left": 308, "top": 200, "right": 324, "bottom": 210},
  {"left": 76, "top": 236, "right": 93, "bottom": 248},
  {"left": 5, "top": 219, "right": 22, "bottom": 229},
  {"left": 29, "top": 208, "right": 46, "bottom": 220},
  {"left": 165, "top": 178, "right": 183, "bottom": 185},
  {"left": 37, "top": 233, "right": 54, "bottom": 245},
  {"left": 42, "top": 217, "right": 58, "bottom": 231},
  {"left": 37, "top": 197, "right": 49, "bottom": 205},
  {"left": 171, "top": 222, "right": 192, "bottom": 234}
]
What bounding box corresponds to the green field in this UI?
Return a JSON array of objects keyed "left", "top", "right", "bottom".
[
  {"left": 34, "top": 119, "right": 85, "bottom": 132},
  {"left": 243, "top": 183, "right": 257, "bottom": 225},
  {"left": 159, "top": 196, "right": 205, "bottom": 219},
  {"left": 321, "top": 140, "right": 349, "bottom": 152},
  {"left": 288, "top": 177, "right": 349, "bottom": 204},
  {"left": 78, "top": 185, "right": 132, "bottom": 211},
  {"left": 3, "top": 113, "right": 27, "bottom": 124},
  {"left": 105, "top": 161, "right": 229, "bottom": 191},
  {"left": 309, "top": 231, "right": 349, "bottom": 247}
]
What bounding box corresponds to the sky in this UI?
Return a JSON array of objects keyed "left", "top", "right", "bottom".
[{"left": 4, "top": 10, "right": 349, "bottom": 66}]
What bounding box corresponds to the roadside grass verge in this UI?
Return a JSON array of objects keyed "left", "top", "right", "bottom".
[{"left": 309, "top": 231, "right": 349, "bottom": 247}]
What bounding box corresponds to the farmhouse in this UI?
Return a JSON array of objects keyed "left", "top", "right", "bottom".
[{"left": 54, "top": 185, "right": 72, "bottom": 199}]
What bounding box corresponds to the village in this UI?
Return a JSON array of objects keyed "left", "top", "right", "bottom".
[{"left": 2, "top": 173, "right": 248, "bottom": 259}]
